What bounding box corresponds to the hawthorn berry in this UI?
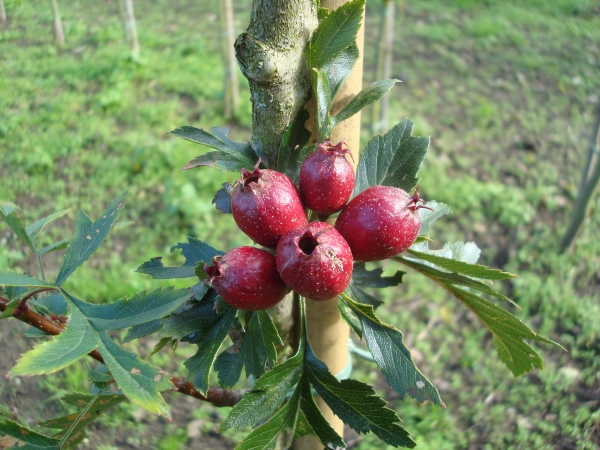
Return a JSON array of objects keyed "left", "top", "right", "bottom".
[
  {"left": 231, "top": 162, "right": 307, "bottom": 248},
  {"left": 276, "top": 222, "right": 353, "bottom": 301},
  {"left": 335, "top": 185, "right": 430, "bottom": 262},
  {"left": 204, "top": 246, "right": 289, "bottom": 310},
  {"left": 299, "top": 140, "right": 355, "bottom": 217}
]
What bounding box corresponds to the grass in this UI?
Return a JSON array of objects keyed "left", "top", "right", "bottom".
[{"left": 1, "top": 0, "right": 600, "bottom": 448}]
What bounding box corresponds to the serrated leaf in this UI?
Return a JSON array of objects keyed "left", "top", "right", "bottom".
[
  {"left": 405, "top": 244, "right": 516, "bottom": 280},
  {"left": 173, "top": 126, "right": 258, "bottom": 172},
  {"left": 352, "top": 263, "right": 404, "bottom": 288},
  {"left": 96, "top": 332, "right": 171, "bottom": 417},
  {"left": 213, "top": 183, "right": 233, "bottom": 214},
  {"left": 0, "top": 419, "right": 60, "bottom": 449},
  {"left": 332, "top": 80, "right": 398, "bottom": 127},
  {"left": 11, "top": 304, "right": 98, "bottom": 375},
  {"left": 55, "top": 192, "right": 127, "bottom": 286},
  {"left": 314, "top": 67, "right": 333, "bottom": 140},
  {"left": 341, "top": 293, "right": 443, "bottom": 407},
  {"left": 221, "top": 350, "right": 303, "bottom": 431},
  {"left": 418, "top": 201, "right": 450, "bottom": 235},
  {"left": 24, "top": 327, "right": 50, "bottom": 337},
  {"left": 394, "top": 254, "right": 562, "bottom": 376},
  {"left": 347, "top": 284, "right": 382, "bottom": 309},
  {"left": 321, "top": 42, "right": 359, "bottom": 102},
  {"left": 449, "top": 286, "right": 562, "bottom": 376},
  {"left": 86, "top": 366, "right": 113, "bottom": 383},
  {"left": 242, "top": 310, "right": 283, "bottom": 378},
  {"left": 160, "top": 293, "right": 219, "bottom": 340},
  {"left": 70, "top": 287, "right": 191, "bottom": 331},
  {"left": 0, "top": 201, "right": 36, "bottom": 253},
  {"left": 136, "top": 237, "right": 223, "bottom": 279},
  {"left": 305, "top": 0, "right": 365, "bottom": 71},
  {"left": 277, "top": 108, "right": 312, "bottom": 179},
  {"left": 354, "top": 119, "right": 429, "bottom": 196},
  {"left": 184, "top": 307, "right": 236, "bottom": 395},
  {"left": 123, "top": 319, "right": 163, "bottom": 343},
  {"left": 25, "top": 209, "right": 70, "bottom": 241},
  {"left": 36, "top": 239, "right": 70, "bottom": 256},
  {"left": 214, "top": 349, "right": 245, "bottom": 389},
  {"left": 338, "top": 299, "right": 362, "bottom": 338},
  {"left": 0, "top": 271, "right": 54, "bottom": 288},
  {"left": 305, "top": 341, "right": 415, "bottom": 448}
]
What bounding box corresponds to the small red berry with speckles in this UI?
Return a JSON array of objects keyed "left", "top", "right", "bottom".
[
  {"left": 335, "top": 185, "right": 431, "bottom": 262},
  {"left": 276, "top": 222, "right": 353, "bottom": 301},
  {"left": 204, "top": 246, "right": 289, "bottom": 310}
]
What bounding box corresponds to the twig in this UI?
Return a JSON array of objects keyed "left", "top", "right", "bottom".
[
  {"left": 0, "top": 295, "right": 242, "bottom": 407},
  {"left": 16, "top": 287, "right": 57, "bottom": 314}
]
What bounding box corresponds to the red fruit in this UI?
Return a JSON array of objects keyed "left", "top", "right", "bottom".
[
  {"left": 232, "top": 162, "right": 307, "bottom": 248},
  {"left": 299, "top": 140, "right": 355, "bottom": 216},
  {"left": 204, "top": 246, "right": 289, "bottom": 310},
  {"left": 335, "top": 185, "right": 430, "bottom": 262},
  {"left": 276, "top": 222, "right": 353, "bottom": 301}
]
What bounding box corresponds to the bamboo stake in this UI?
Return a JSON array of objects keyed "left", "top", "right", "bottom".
[
  {"left": 50, "top": 0, "right": 64, "bottom": 45},
  {"left": 294, "top": 1, "right": 365, "bottom": 448},
  {"left": 0, "top": 0, "right": 7, "bottom": 24},
  {"left": 124, "top": 0, "right": 139, "bottom": 58},
  {"left": 221, "top": 0, "right": 239, "bottom": 119},
  {"left": 379, "top": 0, "right": 395, "bottom": 131}
]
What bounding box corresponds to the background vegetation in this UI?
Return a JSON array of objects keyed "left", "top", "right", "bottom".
[{"left": 1, "top": 0, "right": 599, "bottom": 448}]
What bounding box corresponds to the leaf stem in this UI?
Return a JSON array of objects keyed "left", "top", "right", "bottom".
[
  {"left": 0, "top": 295, "right": 243, "bottom": 407},
  {"left": 36, "top": 253, "right": 46, "bottom": 282}
]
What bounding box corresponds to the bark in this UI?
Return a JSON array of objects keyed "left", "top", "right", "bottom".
[
  {"left": 235, "top": 0, "right": 319, "bottom": 167},
  {"left": 50, "top": 0, "right": 64, "bottom": 45},
  {"left": 221, "top": 0, "right": 239, "bottom": 119}
]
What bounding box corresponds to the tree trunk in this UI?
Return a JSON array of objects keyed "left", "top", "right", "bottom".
[
  {"left": 235, "top": 0, "right": 319, "bottom": 167},
  {"left": 221, "top": 0, "right": 239, "bottom": 119},
  {"left": 124, "top": 0, "right": 140, "bottom": 57},
  {"left": 0, "top": 0, "right": 7, "bottom": 24},
  {"left": 50, "top": 0, "right": 64, "bottom": 45}
]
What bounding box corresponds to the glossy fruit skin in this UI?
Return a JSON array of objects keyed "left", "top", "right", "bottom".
[
  {"left": 276, "top": 222, "right": 353, "bottom": 301},
  {"left": 335, "top": 185, "right": 421, "bottom": 262},
  {"left": 299, "top": 140, "right": 355, "bottom": 216},
  {"left": 232, "top": 164, "right": 307, "bottom": 248},
  {"left": 204, "top": 246, "right": 289, "bottom": 310}
]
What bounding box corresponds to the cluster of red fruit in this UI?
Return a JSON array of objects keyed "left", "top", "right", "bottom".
[{"left": 204, "top": 141, "right": 429, "bottom": 310}]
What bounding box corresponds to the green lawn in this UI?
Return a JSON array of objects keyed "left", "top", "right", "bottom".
[{"left": 1, "top": 0, "right": 599, "bottom": 448}]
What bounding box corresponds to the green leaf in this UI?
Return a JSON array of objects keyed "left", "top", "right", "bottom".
[
  {"left": 25, "top": 209, "right": 70, "bottom": 241},
  {"left": 321, "top": 42, "right": 359, "bottom": 101},
  {"left": 70, "top": 287, "right": 191, "bottom": 331},
  {"left": 0, "top": 271, "right": 54, "bottom": 288},
  {"left": 96, "top": 332, "right": 171, "bottom": 417},
  {"left": 184, "top": 307, "right": 237, "bottom": 395},
  {"left": 136, "top": 237, "right": 223, "bottom": 279},
  {"left": 241, "top": 310, "right": 283, "bottom": 378},
  {"left": 314, "top": 67, "right": 333, "bottom": 140},
  {"left": 352, "top": 263, "right": 404, "bottom": 288},
  {"left": 347, "top": 284, "right": 382, "bottom": 309},
  {"left": 277, "top": 108, "right": 312, "bottom": 179},
  {"left": 338, "top": 298, "right": 362, "bottom": 338},
  {"left": 0, "top": 419, "right": 60, "bottom": 449},
  {"left": 159, "top": 291, "right": 219, "bottom": 340},
  {"left": 394, "top": 254, "right": 563, "bottom": 376},
  {"left": 332, "top": 80, "right": 398, "bottom": 127},
  {"left": 55, "top": 192, "right": 127, "bottom": 286},
  {"left": 213, "top": 182, "right": 233, "bottom": 214},
  {"left": 173, "top": 126, "right": 258, "bottom": 172},
  {"left": 214, "top": 349, "right": 245, "bottom": 389},
  {"left": 305, "top": 341, "right": 415, "bottom": 448},
  {"left": 405, "top": 243, "right": 517, "bottom": 280},
  {"left": 37, "top": 239, "right": 70, "bottom": 256},
  {"left": 448, "top": 286, "right": 562, "bottom": 376},
  {"left": 221, "top": 350, "right": 304, "bottom": 431},
  {"left": 0, "top": 201, "right": 36, "bottom": 253},
  {"left": 354, "top": 119, "right": 429, "bottom": 196},
  {"left": 305, "top": 0, "right": 365, "bottom": 71},
  {"left": 10, "top": 304, "right": 98, "bottom": 375},
  {"left": 418, "top": 201, "right": 450, "bottom": 235},
  {"left": 341, "top": 293, "right": 443, "bottom": 407},
  {"left": 123, "top": 319, "right": 163, "bottom": 343}
]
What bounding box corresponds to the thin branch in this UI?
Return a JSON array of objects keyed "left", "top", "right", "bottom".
[
  {"left": 16, "top": 287, "right": 58, "bottom": 314},
  {"left": 0, "top": 295, "right": 242, "bottom": 407}
]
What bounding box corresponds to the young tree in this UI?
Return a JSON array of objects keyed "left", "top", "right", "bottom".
[{"left": 0, "top": 0, "right": 562, "bottom": 449}]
